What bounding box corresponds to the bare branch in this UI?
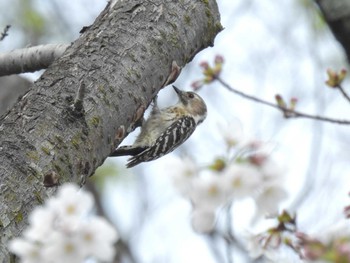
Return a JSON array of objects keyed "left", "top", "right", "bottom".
[
  {"left": 0, "top": 25, "right": 10, "bottom": 41},
  {"left": 216, "top": 77, "right": 350, "bottom": 125},
  {"left": 0, "top": 43, "right": 69, "bottom": 76},
  {"left": 336, "top": 84, "right": 350, "bottom": 104},
  {"left": 85, "top": 182, "right": 138, "bottom": 263}
]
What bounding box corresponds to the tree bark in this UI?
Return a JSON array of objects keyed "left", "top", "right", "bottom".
[
  {"left": 0, "top": 44, "right": 69, "bottom": 76},
  {"left": 315, "top": 0, "right": 350, "bottom": 64},
  {"left": 0, "top": 0, "right": 222, "bottom": 260}
]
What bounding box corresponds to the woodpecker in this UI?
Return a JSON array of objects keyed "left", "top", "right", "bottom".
[{"left": 111, "top": 85, "right": 207, "bottom": 168}]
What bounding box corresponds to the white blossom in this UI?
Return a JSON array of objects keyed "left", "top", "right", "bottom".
[
  {"left": 217, "top": 120, "right": 243, "bottom": 148},
  {"left": 259, "top": 158, "right": 284, "bottom": 182},
  {"left": 222, "top": 163, "right": 262, "bottom": 200},
  {"left": 77, "top": 217, "right": 119, "bottom": 261},
  {"left": 8, "top": 183, "right": 118, "bottom": 263},
  {"left": 8, "top": 238, "right": 45, "bottom": 263},
  {"left": 169, "top": 156, "right": 199, "bottom": 196},
  {"left": 47, "top": 183, "right": 94, "bottom": 223},
  {"left": 245, "top": 232, "right": 279, "bottom": 260},
  {"left": 24, "top": 206, "right": 56, "bottom": 242},
  {"left": 191, "top": 208, "right": 216, "bottom": 233},
  {"left": 189, "top": 174, "right": 227, "bottom": 211},
  {"left": 254, "top": 184, "right": 288, "bottom": 217},
  {"left": 246, "top": 233, "right": 267, "bottom": 259},
  {"left": 42, "top": 232, "right": 84, "bottom": 263}
]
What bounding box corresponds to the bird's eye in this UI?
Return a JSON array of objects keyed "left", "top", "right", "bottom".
[{"left": 188, "top": 93, "right": 195, "bottom": 99}]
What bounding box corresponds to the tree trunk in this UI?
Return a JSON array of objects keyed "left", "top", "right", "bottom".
[
  {"left": 0, "top": 0, "right": 222, "bottom": 260},
  {"left": 315, "top": 0, "right": 350, "bottom": 64}
]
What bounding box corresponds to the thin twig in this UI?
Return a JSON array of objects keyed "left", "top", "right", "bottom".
[
  {"left": 216, "top": 77, "right": 350, "bottom": 125},
  {"left": 206, "top": 233, "right": 226, "bottom": 263},
  {"left": 209, "top": 228, "right": 249, "bottom": 262},
  {"left": 336, "top": 84, "right": 350, "bottom": 104},
  {"left": 226, "top": 203, "right": 233, "bottom": 263},
  {"left": 0, "top": 25, "right": 10, "bottom": 41},
  {"left": 85, "top": 182, "right": 138, "bottom": 263}
]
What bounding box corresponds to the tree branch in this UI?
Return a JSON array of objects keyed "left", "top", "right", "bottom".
[
  {"left": 336, "top": 84, "right": 350, "bottom": 104},
  {"left": 0, "top": 44, "right": 69, "bottom": 76},
  {"left": 0, "top": 25, "right": 10, "bottom": 41},
  {"left": 216, "top": 77, "right": 350, "bottom": 125}
]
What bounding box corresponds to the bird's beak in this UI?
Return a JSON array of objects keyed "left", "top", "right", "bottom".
[
  {"left": 173, "top": 85, "right": 181, "bottom": 94},
  {"left": 173, "top": 85, "right": 187, "bottom": 104}
]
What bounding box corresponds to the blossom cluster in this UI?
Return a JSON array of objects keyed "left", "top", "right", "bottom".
[
  {"left": 9, "top": 183, "right": 118, "bottom": 263},
  {"left": 247, "top": 211, "right": 350, "bottom": 262},
  {"left": 246, "top": 210, "right": 297, "bottom": 260},
  {"left": 168, "top": 124, "right": 288, "bottom": 234},
  {"left": 191, "top": 54, "right": 224, "bottom": 90}
]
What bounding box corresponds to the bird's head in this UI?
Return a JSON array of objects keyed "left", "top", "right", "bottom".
[{"left": 173, "top": 85, "right": 207, "bottom": 124}]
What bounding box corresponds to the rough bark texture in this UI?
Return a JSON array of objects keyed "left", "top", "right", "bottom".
[
  {"left": 316, "top": 0, "right": 350, "bottom": 64},
  {"left": 0, "top": 0, "right": 222, "bottom": 260}
]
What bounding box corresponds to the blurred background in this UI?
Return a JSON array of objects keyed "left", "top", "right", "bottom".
[{"left": 1, "top": 0, "right": 349, "bottom": 262}]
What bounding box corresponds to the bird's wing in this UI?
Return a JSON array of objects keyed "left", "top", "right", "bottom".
[
  {"left": 126, "top": 116, "right": 196, "bottom": 168},
  {"left": 110, "top": 145, "right": 148, "bottom": 157}
]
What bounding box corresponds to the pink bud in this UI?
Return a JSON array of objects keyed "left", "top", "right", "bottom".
[
  {"left": 199, "top": 61, "right": 209, "bottom": 70},
  {"left": 290, "top": 97, "right": 298, "bottom": 104},
  {"left": 275, "top": 94, "right": 286, "bottom": 108},
  {"left": 191, "top": 80, "right": 204, "bottom": 90},
  {"left": 214, "top": 55, "right": 224, "bottom": 64}
]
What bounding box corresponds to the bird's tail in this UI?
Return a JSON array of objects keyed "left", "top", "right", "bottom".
[{"left": 110, "top": 145, "right": 147, "bottom": 157}]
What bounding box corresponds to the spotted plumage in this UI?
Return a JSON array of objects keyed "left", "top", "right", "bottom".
[{"left": 110, "top": 86, "right": 207, "bottom": 168}]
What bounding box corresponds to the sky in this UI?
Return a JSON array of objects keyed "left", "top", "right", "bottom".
[{"left": 1, "top": 0, "right": 350, "bottom": 262}]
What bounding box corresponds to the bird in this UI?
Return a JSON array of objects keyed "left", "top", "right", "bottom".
[{"left": 110, "top": 85, "right": 207, "bottom": 168}]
